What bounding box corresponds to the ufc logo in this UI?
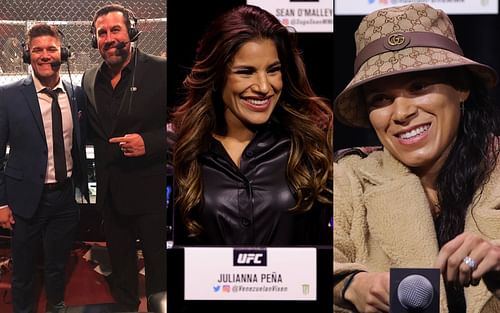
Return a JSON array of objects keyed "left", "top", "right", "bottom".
[
  {"left": 237, "top": 253, "right": 263, "bottom": 264},
  {"left": 233, "top": 249, "right": 267, "bottom": 266}
]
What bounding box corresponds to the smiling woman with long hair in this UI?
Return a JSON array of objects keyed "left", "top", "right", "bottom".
[{"left": 170, "top": 5, "right": 333, "bottom": 246}]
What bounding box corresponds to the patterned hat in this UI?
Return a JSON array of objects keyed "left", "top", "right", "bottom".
[{"left": 334, "top": 3, "right": 498, "bottom": 128}]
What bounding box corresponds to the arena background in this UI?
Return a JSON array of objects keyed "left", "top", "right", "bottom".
[
  {"left": 0, "top": 0, "right": 166, "bottom": 238},
  {"left": 0, "top": 0, "right": 166, "bottom": 86}
]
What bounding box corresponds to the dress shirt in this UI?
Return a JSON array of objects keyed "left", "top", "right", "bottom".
[
  {"left": 33, "top": 74, "right": 73, "bottom": 183},
  {"left": 94, "top": 51, "right": 134, "bottom": 135}
]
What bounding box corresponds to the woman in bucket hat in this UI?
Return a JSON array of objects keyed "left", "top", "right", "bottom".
[{"left": 333, "top": 3, "right": 500, "bottom": 313}]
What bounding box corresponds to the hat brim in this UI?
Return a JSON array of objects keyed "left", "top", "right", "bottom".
[{"left": 334, "top": 47, "right": 498, "bottom": 128}]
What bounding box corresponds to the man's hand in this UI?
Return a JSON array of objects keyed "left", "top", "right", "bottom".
[
  {"left": 0, "top": 207, "right": 15, "bottom": 230},
  {"left": 109, "top": 133, "right": 145, "bottom": 157}
]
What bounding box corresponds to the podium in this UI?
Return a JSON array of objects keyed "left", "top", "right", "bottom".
[{"left": 166, "top": 245, "right": 332, "bottom": 312}]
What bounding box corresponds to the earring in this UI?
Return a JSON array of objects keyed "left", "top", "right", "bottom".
[{"left": 460, "top": 101, "right": 465, "bottom": 117}]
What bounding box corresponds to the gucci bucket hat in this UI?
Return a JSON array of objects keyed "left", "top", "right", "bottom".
[{"left": 334, "top": 3, "right": 498, "bottom": 128}]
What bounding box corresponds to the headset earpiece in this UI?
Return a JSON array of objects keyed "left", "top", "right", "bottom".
[
  {"left": 58, "top": 29, "right": 71, "bottom": 62},
  {"left": 22, "top": 42, "right": 30, "bottom": 64},
  {"left": 90, "top": 28, "right": 97, "bottom": 49},
  {"left": 128, "top": 13, "right": 139, "bottom": 42},
  {"left": 60, "top": 46, "right": 71, "bottom": 62}
]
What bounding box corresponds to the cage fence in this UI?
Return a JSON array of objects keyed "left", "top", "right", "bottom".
[{"left": 0, "top": 0, "right": 166, "bottom": 86}]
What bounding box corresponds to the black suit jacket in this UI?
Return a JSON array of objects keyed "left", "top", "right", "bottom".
[
  {"left": 82, "top": 49, "right": 167, "bottom": 214},
  {"left": 0, "top": 76, "right": 88, "bottom": 218}
]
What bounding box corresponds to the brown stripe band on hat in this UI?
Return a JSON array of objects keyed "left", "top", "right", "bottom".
[{"left": 354, "top": 32, "right": 464, "bottom": 73}]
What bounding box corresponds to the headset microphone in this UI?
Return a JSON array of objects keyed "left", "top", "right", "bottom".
[
  {"left": 114, "top": 41, "right": 127, "bottom": 50},
  {"left": 114, "top": 31, "right": 143, "bottom": 50},
  {"left": 51, "top": 61, "right": 62, "bottom": 69}
]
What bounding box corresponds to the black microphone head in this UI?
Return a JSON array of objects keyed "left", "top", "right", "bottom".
[
  {"left": 397, "top": 274, "right": 434, "bottom": 311},
  {"left": 115, "top": 41, "right": 127, "bottom": 50},
  {"left": 50, "top": 61, "right": 62, "bottom": 69}
]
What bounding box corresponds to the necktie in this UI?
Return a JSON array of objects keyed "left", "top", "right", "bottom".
[{"left": 42, "top": 88, "right": 67, "bottom": 182}]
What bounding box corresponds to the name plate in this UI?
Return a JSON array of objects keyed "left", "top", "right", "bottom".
[{"left": 184, "top": 247, "right": 317, "bottom": 300}]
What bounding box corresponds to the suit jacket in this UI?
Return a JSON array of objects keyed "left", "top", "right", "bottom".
[
  {"left": 0, "top": 76, "right": 89, "bottom": 219},
  {"left": 82, "top": 49, "right": 167, "bottom": 214},
  {"left": 333, "top": 149, "right": 500, "bottom": 313}
]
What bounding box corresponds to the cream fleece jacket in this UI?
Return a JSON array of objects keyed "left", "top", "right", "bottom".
[{"left": 334, "top": 149, "right": 500, "bottom": 313}]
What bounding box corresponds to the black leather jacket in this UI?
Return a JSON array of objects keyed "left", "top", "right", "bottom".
[{"left": 173, "top": 123, "right": 331, "bottom": 246}]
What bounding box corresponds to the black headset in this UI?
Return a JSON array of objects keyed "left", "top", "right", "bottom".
[
  {"left": 90, "top": 8, "right": 139, "bottom": 49},
  {"left": 22, "top": 29, "right": 71, "bottom": 64}
]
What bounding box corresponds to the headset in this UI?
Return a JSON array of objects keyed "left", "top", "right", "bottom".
[
  {"left": 90, "top": 7, "right": 139, "bottom": 49},
  {"left": 89, "top": 6, "right": 141, "bottom": 115},
  {"left": 22, "top": 29, "right": 71, "bottom": 64},
  {"left": 22, "top": 25, "right": 76, "bottom": 106}
]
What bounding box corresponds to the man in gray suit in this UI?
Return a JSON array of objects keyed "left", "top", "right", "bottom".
[
  {"left": 0, "top": 24, "right": 88, "bottom": 313},
  {"left": 82, "top": 4, "right": 167, "bottom": 311}
]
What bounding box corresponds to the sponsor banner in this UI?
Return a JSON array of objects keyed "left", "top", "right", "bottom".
[
  {"left": 184, "top": 247, "right": 317, "bottom": 300},
  {"left": 248, "top": 0, "right": 333, "bottom": 33},
  {"left": 335, "top": 0, "right": 498, "bottom": 15}
]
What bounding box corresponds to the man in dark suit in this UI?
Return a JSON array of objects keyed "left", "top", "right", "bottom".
[
  {"left": 0, "top": 24, "right": 88, "bottom": 313},
  {"left": 81, "top": 4, "right": 167, "bottom": 311}
]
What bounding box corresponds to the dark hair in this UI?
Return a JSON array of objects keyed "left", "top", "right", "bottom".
[
  {"left": 172, "top": 5, "right": 333, "bottom": 237},
  {"left": 26, "top": 23, "right": 61, "bottom": 46},
  {"left": 91, "top": 3, "right": 135, "bottom": 33},
  {"left": 436, "top": 68, "right": 500, "bottom": 246}
]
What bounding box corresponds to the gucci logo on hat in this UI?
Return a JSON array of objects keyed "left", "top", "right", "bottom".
[{"left": 385, "top": 33, "right": 409, "bottom": 50}]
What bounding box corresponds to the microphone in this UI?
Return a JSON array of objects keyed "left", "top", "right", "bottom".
[
  {"left": 114, "top": 31, "right": 143, "bottom": 50},
  {"left": 50, "top": 61, "right": 62, "bottom": 69},
  {"left": 398, "top": 275, "right": 434, "bottom": 310},
  {"left": 390, "top": 268, "right": 440, "bottom": 313},
  {"left": 114, "top": 41, "right": 127, "bottom": 50},
  {"left": 147, "top": 292, "right": 166, "bottom": 313}
]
